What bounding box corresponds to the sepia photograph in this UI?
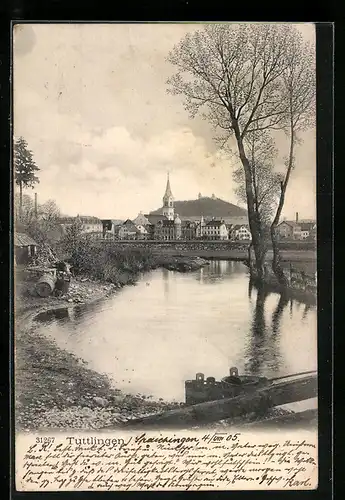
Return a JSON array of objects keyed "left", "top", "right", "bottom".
[{"left": 13, "top": 22, "right": 318, "bottom": 491}]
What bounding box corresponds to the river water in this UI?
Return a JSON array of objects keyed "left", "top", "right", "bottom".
[{"left": 33, "top": 260, "right": 317, "bottom": 405}]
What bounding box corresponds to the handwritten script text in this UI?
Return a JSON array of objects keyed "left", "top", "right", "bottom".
[{"left": 16, "top": 431, "right": 318, "bottom": 491}]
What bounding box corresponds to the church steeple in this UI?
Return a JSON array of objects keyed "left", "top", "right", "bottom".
[
  {"left": 162, "top": 172, "right": 174, "bottom": 220},
  {"left": 163, "top": 173, "right": 173, "bottom": 200}
]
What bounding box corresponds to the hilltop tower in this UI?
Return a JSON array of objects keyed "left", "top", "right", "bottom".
[{"left": 162, "top": 173, "right": 174, "bottom": 220}]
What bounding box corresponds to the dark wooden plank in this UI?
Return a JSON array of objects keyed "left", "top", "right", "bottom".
[{"left": 122, "top": 374, "right": 317, "bottom": 429}]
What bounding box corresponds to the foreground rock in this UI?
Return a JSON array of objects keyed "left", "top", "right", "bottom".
[{"left": 160, "top": 256, "right": 209, "bottom": 272}]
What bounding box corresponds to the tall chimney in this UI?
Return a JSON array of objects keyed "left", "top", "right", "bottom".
[
  {"left": 34, "top": 193, "right": 38, "bottom": 218},
  {"left": 295, "top": 212, "right": 299, "bottom": 223}
]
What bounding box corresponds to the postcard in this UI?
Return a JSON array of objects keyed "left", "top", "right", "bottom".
[{"left": 13, "top": 22, "right": 318, "bottom": 491}]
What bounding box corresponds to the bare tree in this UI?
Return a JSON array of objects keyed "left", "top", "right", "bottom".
[
  {"left": 167, "top": 23, "right": 315, "bottom": 282},
  {"left": 14, "top": 193, "right": 36, "bottom": 225},
  {"left": 39, "top": 199, "right": 61, "bottom": 227},
  {"left": 14, "top": 193, "right": 62, "bottom": 247},
  {"left": 233, "top": 129, "right": 281, "bottom": 272},
  {"left": 270, "top": 36, "right": 315, "bottom": 285}
]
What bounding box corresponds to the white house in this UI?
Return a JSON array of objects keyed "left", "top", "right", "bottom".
[
  {"left": 300, "top": 222, "right": 316, "bottom": 240},
  {"left": 118, "top": 220, "right": 139, "bottom": 240},
  {"left": 133, "top": 212, "right": 152, "bottom": 226},
  {"left": 135, "top": 224, "right": 149, "bottom": 239},
  {"left": 231, "top": 224, "right": 251, "bottom": 241},
  {"left": 202, "top": 219, "right": 229, "bottom": 240}
]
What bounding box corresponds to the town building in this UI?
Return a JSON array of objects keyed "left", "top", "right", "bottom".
[
  {"left": 101, "top": 219, "right": 124, "bottom": 239},
  {"left": 277, "top": 213, "right": 316, "bottom": 240},
  {"left": 276, "top": 221, "right": 301, "bottom": 239},
  {"left": 14, "top": 232, "right": 38, "bottom": 265},
  {"left": 181, "top": 220, "right": 197, "bottom": 240},
  {"left": 133, "top": 212, "right": 151, "bottom": 227},
  {"left": 230, "top": 224, "right": 252, "bottom": 241},
  {"left": 202, "top": 219, "right": 229, "bottom": 240},
  {"left": 118, "top": 219, "right": 140, "bottom": 240},
  {"left": 135, "top": 224, "right": 149, "bottom": 239},
  {"left": 300, "top": 222, "right": 317, "bottom": 240},
  {"left": 154, "top": 215, "right": 182, "bottom": 240}
]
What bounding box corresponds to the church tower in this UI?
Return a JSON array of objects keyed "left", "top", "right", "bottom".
[{"left": 162, "top": 173, "right": 174, "bottom": 220}]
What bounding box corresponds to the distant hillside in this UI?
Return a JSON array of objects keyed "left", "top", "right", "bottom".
[{"left": 150, "top": 197, "right": 247, "bottom": 219}]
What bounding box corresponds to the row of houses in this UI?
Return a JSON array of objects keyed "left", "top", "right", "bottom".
[
  {"left": 277, "top": 213, "right": 316, "bottom": 241},
  {"left": 56, "top": 214, "right": 251, "bottom": 241},
  {"left": 101, "top": 213, "right": 252, "bottom": 241},
  {"left": 52, "top": 212, "right": 315, "bottom": 242}
]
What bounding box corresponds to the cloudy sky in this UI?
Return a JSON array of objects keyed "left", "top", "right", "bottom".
[{"left": 13, "top": 23, "right": 316, "bottom": 220}]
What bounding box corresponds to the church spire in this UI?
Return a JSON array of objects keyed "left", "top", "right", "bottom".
[
  {"left": 162, "top": 172, "right": 174, "bottom": 220},
  {"left": 164, "top": 172, "right": 173, "bottom": 199}
]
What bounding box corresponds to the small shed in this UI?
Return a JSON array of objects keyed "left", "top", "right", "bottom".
[{"left": 14, "top": 232, "right": 38, "bottom": 265}]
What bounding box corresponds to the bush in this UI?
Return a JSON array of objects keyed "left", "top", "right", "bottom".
[{"left": 65, "top": 239, "right": 156, "bottom": 284}]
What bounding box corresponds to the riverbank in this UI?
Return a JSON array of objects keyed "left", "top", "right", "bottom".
[
  {"left": 15, "top": 309, "right": 187, "bottom": 431},
  {"left": 15, "top": 274, "right": 183, "bottom": 431},
  {"left": 15, "top": 255, "right": 211, "bottom": 430},
  {"left": 16, "top": 316, "right": 296, "bottom": 431},
  {"left": 15, "top": 251, "right": 314, "bottom": 430}
]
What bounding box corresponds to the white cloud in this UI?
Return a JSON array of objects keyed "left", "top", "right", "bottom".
[{"left": 13, "top": 23, "right": 316, "bottom": 220}]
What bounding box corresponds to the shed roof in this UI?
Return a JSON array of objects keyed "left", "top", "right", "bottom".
[{"left": 14, "top": 232, "right": 38, "bottom": 247}]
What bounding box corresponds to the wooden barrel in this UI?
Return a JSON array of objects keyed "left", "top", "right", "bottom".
[{"left": 35, "top": 273, "right": 57, "bottom": 297}]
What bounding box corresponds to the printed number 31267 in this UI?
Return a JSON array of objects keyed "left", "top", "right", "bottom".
[{"left": 36, "top": 437, "right": 55, "bottom": 443}]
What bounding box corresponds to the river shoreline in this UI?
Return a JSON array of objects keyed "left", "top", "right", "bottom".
[
  {"left": 15, "top": 256, "right": 210, "bottom": 431},
  {"left": 15, "top": 254, "right": 315, "bottom": 431},
  {"left": 15, "top": 279, "right": 184, "bottom": 432}
]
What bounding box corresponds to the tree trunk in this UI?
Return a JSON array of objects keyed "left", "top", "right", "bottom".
[
  {"left": 270, "top": 118, "right": 295, "bottom": 286},
  {"left": 271, "top": 224, "right": 288, "bottom": 286},
  {"left": 232, "top": 122, "right": 265, "bottom": 281},
  {"left": 19, "top": 181, "right": 23, "bottom": 221},
  {"left": 247, "top": 242, "right": 253, "bottom": 271}
]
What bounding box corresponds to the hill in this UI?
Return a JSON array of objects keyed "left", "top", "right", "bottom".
[{"left": 149, "top": 197, "right": 247, "bottom": 219}]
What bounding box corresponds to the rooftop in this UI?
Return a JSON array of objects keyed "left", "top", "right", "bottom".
[
  {"left": 14, "top": 232, "right": 38, "bottom": 247},
  {"left": 144, "top": 214, "right": 168, "bottom": 225},
  {"left": 205, "top": 219, "right": 226, "bottom": 227}
]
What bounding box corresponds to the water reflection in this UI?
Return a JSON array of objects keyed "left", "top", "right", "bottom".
[
  {"left": 35, "top": 307, "right": 71, "bottom": 324},
  {"left": 195, "top": 260, "right": 247, "bottom": 285},
  {"left": 31, "top": 261, "right": 317, "bottom": 401},
  {"left": 162, "top": 268, "right": 170, "bottom": 299},
  {"left": 272, "top": 293, "right": 290, "bottom": 336},
  {"left": 248, "top": 279, "right": 254, "bottom": 300},
  {"left": 244, "top": 286, "right": 291, "bottom": 376},
  {"left": 302, "top": 303, "right": 312, "bottom": 321}
]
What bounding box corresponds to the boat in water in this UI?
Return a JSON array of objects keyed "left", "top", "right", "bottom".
[{"left": 185, "top": 366, "right": 269, "bottom": 405}]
